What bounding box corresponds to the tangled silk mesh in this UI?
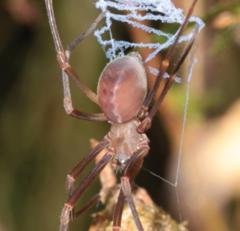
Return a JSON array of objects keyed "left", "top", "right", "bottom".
[{"left": 94, "top": 0, "right": 204, "bottom": 83}]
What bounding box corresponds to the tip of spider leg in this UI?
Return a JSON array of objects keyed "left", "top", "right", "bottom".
[
  {"left": 64, "top": 97, "right": 74, "bottom": 114},
  {"left": 66, "top": 174, "right": 75, "bottom": 192}
]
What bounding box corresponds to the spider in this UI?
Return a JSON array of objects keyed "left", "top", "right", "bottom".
[{"left": 45, "top": 0, "right": 198, "bottom": 230}]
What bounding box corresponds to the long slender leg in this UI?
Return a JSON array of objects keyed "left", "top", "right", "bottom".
[
  {"left": 113, "top": 139, "right": 149, "bottom": 231},
  {"left": 72, "top": 194, "right": 100, "bottom": 220},
  {"left": 112, "top": 161, "right": 143, "bottom": 231},
  {"left": 112, "top": 189, "right": 124, "bottom": 231},
  {"left": 65, "top": 136, "right": 109, "bottom": 224},
  {"left": 62, "top": 11, "right": 108, "bottom": 120},
  {"left": 45, "top": 0, "right": 97, "bottom": 102},
  {"left": 61, "top": 151, "right": 113, "bottom": 231},
  {"left": 137, "top": 27, "right": 197, "bottom": 133},
  {"left": 66, "top": 11, "right": 107, "bottom": 53},
  {"left": 45, "top": 0, "right": 108, "bottom": 120},
  {"left": 66, "top": 136, "right": 110, "bottom": 196},
  {"left": 64, "top": 96, "right": 108, "bottom": 121},
  {"left": 138, "top": 0, "right": 198, "bottom": 120},
  {"left": 65, "top": 136, "right": 109, "bottom": 225},
  {"left": 61, "top": 64, "right": 107, "bottom": 121},
  {"left": 68, "top": 194, "right": 101, "bottom": 222}
]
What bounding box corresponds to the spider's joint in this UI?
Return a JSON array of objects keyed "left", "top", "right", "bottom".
[
  {"left": 162, "top": 59, "right": 170, "bottom": 69},
  {"left": 64, "top": 97, "right": 74, "bottom": 114},
  {"left": 66, "top": 174, "right": 75, "bottom": 192},
  {"left": 63, "top": 203, "right": 73, "bottom": 211},
  {"left": 57, "top": 51, "right": 70, "bottom": 70},
  {"left": 121, "top": 177, "right": 131, "bottom": 196},
  {"left": 104, "top": 133, "right": 111, "bottom": 143},
  {"left": 108, "top": 146, "right": 115, "bottom": 157}
]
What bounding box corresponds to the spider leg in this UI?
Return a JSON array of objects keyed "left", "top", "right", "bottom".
[
  {"left": 62, "top": 87, "right": 109, "bottom": 121},
  {"left": 45, "top": 0, "right": 108, "bottom": 121},
  {"left": 63, "top": 10, "right": 107, "bottom": 118},
  {"left": 66, "top": 136, "right": 110, "bottom": 195},
  {"left": 67, "top": 194, "right": 101, "bottom": 223},
  {"left": 72, "top": 194, "right": 100, "bottom": 220},
  {"left": 137, "top": 27, "right": 197, "bottom": 133},
  {"left": 65, "top": 136, "right": 110, "bottom": 226},
  {"left": 138, "top": 0, "right": 198, "bottom": 120},
  {"left": 66, "top": 11, "right": 107, "bottom": 53},
  {"left": 112, "top": 189, "right": 124, "bottom": 231},
  {"left": 113, "top": 140, "right": 149, "bottom": 231},
  {"left": 61, "top": 149, "right": 114, "bottom": 231}
]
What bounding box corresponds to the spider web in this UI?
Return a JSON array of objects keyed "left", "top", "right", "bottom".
[
  {"left": 94, "top": 0, "right": 204, "bottom": 221},
  {"left": 94, "top": 0, "right": 204, "bottom": 82}
]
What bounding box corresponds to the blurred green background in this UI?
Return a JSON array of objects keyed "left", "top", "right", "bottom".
[{"left": 0, "top": 0, "right": 240, "bottom": 231}]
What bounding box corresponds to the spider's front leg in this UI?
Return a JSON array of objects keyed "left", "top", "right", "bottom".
[
  {"left": 137, "top": 0, "right": 198, "bottom": 132},
  {"left": 113, "top": 139, "right": 149, "bottom": 231},
  {"left": 137, "top": 30, "right": 197, "bottom": 134},
  {"left": 45, "top": 0, "right": 108, "bottom": 121}
]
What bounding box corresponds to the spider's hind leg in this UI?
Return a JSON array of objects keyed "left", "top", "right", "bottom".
[
  {"left": 113, "top": 140, "right": 149, "bottom": 231},
  {"left": 61, "top": 151, "right": 113, "bottom": 231},
  {"left": 60, "top": 137, "right": 110, "bottom": 231}
]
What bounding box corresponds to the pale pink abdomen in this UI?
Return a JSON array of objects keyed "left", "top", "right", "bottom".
[{"left": 97, "top": 53, "right": 147, "bottom": 123}]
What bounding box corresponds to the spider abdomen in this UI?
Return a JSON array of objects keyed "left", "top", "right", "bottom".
[{"left": 97, "top": 53, "right": 147, "bottom": 123}]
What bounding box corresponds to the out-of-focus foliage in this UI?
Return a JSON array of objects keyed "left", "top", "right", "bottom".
[{"left": 202, "top": 1, "right": 240, "bottom": 55}]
